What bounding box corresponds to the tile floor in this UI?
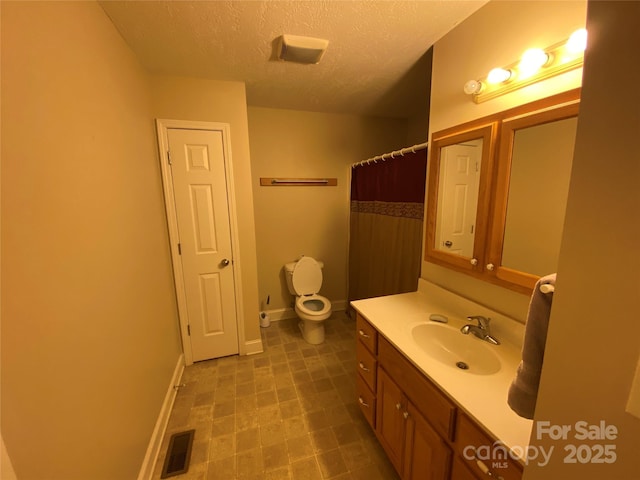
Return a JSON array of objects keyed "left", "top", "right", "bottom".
[{"left": 152, "top": 312, "right": 399, "bottom": 480}]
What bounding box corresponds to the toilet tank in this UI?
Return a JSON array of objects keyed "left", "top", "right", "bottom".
[{"left": 284, "top": 258, "right": 324, "bottom": 295}]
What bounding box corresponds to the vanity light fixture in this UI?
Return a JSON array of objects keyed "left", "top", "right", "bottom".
[{"left": 464, "top": 28, "right": 587, "bottom": 103}]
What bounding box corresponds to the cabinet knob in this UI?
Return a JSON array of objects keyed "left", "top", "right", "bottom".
[
  {"left": 358, "top": 397, "right": 369, "bottom": 408},
  {"left": 403, "top": 411, "right": 409, "bottom": 420},
  {"left": 358, "top": 330, "right": 370, "bottom": 339},
  {"left": 476, "top": 460, "right": 504, "bottom": 479},
  {"left": 470, "top": 258, "right": 478, "bottom": 266},
  {"left": 486, "top": 263, "right": 495, "bottom": 271},
  {"left": 395, "top": 403, "right": 402, "bottom": 410},
  {"left": 358, "top": 362, "right": 369, "bottom": 372}
]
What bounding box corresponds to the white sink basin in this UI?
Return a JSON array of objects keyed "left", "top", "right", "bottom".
[{"left": 411, "top": 323, "right": 501, "bottom": 375}]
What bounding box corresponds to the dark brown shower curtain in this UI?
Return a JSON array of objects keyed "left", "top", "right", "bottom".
[{"left": 348, "top": 149, "right": 427, "bottom": 301}]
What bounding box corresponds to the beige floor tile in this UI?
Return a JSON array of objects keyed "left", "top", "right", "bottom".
[
  {"left": 206, "top": 455, "right": 236, "bottom": 480},
  {"left": 287, "top": 434, "right": 314, "bottom": 461},
  {"left": 291, "top": 456, "right": 323, "bottom": 480},
  {"left": 236, "top": 447, "right": 264, "bottom": 479},
  {"left": 262, "top": 442, "right": 289, "bottom": 471},
  {"left": 317, "top": 448, "right": 348, "bottom": 479},
  {"left": 236, "top": 427, "right": 260, "bottom": 452}
]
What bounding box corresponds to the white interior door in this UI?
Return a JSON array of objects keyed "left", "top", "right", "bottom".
[
  {"left": 164, "top": 126, "right": 239, "bottom": 362},
  {"left": 436, "top": 141, "right": 481, "bottom": 257}
]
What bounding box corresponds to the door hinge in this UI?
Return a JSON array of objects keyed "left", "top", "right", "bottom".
[
  {"left": 187, "top": 324, "right": 191, "bottom": 336},
  {"left": 167, "top": 150, "right": 172, "bottom": 165},
  {"left": 178, "top": 243, "right": 182, "bottom": 255}
]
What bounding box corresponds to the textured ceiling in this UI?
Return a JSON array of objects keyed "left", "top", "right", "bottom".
[{"left": 100, "top": 1, "right": 487, "bottom": 118}]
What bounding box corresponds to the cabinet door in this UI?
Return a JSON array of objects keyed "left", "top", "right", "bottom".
[
  {"left": 450, "top": 456, "right": 483, "bottom": 480},
  {"left": 403, "top": 402, "right": 451, "bottom": 480},
  {"left": 376, "top": 368, "right": 405, "bottom": 475}
]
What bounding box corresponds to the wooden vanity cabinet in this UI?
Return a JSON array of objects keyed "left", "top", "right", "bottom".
[{"left": 355, "top": 313, "right": 523, "bottom": 480}]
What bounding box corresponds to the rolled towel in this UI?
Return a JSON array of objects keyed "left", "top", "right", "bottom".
[{"left": 507, "top": 273, "right": 556, "bottom": 419}]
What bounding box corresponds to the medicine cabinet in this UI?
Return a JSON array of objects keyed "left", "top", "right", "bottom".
[{"left": 425, "top": 89, "right": 580, "bottom": 294}]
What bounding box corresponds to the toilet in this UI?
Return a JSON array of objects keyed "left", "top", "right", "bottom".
[{"left": 284, "top": 256, "right": 332, "bottom": 344}]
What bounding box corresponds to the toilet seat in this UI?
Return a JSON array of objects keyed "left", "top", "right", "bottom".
[
  {"left": 296, "top": 294, "right": 331, "bottom": 319},
  {"left": 291, "top": 256, "right": 323, "bottom": 296}
]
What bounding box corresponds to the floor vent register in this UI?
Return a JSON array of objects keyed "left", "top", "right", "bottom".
[{"left": 160, "top": 429, "right": 195, "bottom": 478}]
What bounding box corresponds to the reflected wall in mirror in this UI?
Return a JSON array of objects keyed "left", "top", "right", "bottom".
[
  {"left": 425, "top": 88, "right": 581, "bottom": 294},
  {"left": 435, "top": 138, "right": 482, "bottom": 258},
  {"left": 501, "top": 117, "right": 577, "bottom": 275}
]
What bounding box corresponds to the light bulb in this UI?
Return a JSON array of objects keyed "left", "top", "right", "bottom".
[
  {"left": 566, "top": 28, "right": 588, "bottom": 54},
  {"left": 518, "top": 48, "right": 550, "bottom": 79},
  {"left": 487, "top": 68, "right": 513, "bottom": 85},
  {"left": 463, "top": 79, "right": 484, "bottom": 95}
]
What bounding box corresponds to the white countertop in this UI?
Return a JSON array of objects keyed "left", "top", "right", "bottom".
[{"left": 351, "top": 279, "right": 533, "bottom": 460}]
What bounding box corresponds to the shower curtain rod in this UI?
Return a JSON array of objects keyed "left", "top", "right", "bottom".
[{"left": 351, "top": 142, "right": 428, "bottom": 168}]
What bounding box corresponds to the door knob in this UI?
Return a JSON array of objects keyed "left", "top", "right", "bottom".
[
  {"left": 220, "top": 258, "right": 230, "bottom": 267},
  {"left": 444, "top": 240, "right": 453, "bottom": 247}
]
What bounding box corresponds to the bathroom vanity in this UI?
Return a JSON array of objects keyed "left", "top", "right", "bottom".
[{"left": 351, "top": 280, "right": 533, "bottom": 480}]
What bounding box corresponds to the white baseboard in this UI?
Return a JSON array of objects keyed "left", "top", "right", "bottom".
[
  {"left": 264, "top": 300, "right": 347, "bottom": 322},
  {"left": 244, "top": 338, "right": 264, "bottom": 355},
  {"left": 137, "top": 354, "right": 185, "bottom": 480}
]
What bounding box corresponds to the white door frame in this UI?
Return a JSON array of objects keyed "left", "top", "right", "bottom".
[{"left": 156, "top": 119, "right": 247, "bottom": 365}]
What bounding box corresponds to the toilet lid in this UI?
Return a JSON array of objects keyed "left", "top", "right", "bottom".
[{"left": 292, "top": 257, "right": 322, "bottom": 295}]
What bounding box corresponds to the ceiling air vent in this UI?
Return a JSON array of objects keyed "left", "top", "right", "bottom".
[{"left": 276, "top": 34, "right": 329, "bottom": 64}]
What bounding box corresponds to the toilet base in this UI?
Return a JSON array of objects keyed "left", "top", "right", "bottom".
[{"left": 298, "top": 320, "right": 325, "bottom": 345}]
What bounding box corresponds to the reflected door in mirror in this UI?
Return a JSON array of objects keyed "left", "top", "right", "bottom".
[{"left": 436, "top": 140, "right": 482, "bottom": 258}]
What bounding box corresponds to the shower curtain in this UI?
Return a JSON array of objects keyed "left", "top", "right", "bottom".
[{"left": 348, "top": 149, "right": 427, "bottom": 301}]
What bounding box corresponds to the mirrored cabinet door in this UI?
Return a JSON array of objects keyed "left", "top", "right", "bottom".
[
  {"left": 425, "top": 123, "right": 497, "bottom": 272},
  {"left": 487, "top": 102, "right": 580, "bottom": 290}
]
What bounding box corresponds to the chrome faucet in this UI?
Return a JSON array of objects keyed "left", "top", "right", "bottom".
[{"left": 460, "top": 315, "right": 500, "bottom": 345}]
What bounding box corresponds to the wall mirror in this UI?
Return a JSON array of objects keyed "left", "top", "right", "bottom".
[{"left": 425, "top": 89, "right": 580, "bottom": 294}]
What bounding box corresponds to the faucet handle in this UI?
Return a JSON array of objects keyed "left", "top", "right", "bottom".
[{"left": 467, "top": 315, "right": 491, "bottom": 329}]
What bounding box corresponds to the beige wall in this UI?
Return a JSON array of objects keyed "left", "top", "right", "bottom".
[
  {"left": 424, "top": 0, "right": 587, "bottom": 321},
  {"left": 247, "top": 107, "right": 407, "bottom": 314},
  {"left": 527, "top": 1, "right": 640, "bottom": 477},
  {"left": 149, "top": 75, "right": 262, "bottom": 344},
  {"left": 1, "top": 2, "right": 182, "bottom": 479}
]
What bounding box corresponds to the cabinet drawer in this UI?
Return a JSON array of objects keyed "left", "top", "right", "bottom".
[
  {"left": 455, "top": 413, "right": 523, "bottom": 480},
  {"left": 378, "top": 336, "right": 456, "bottom": 441},
  {"left": 356, "top": 339, "right": 377, "bottom": 391},
  {"left": 355, "top": 374, "right": 376, "bottom": 428},
  {"left": 356, "top": 313, "right": 378, "bottom": 354}
]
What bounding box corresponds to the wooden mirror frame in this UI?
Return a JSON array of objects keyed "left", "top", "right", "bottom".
[
  {"left": 488, "top": 101, "right": 580, "bottom": 291},
  {"left": 424, "top": 88, "right": 581, "bottom": 294},
  {"left": 425, "top": 123, "right": 498, "bottom": 272}
]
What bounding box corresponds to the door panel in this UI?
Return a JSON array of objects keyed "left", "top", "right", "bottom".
[
  {"left": 167, "top": 128, "right": 238, "bottom": 361},
  {"left": 376, "top": 368, "right": 405, "bottom": 475}
]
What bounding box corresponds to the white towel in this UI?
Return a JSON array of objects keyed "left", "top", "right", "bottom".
[{"left": 507, "top": 273, "right": 556, "bottom": 419}]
